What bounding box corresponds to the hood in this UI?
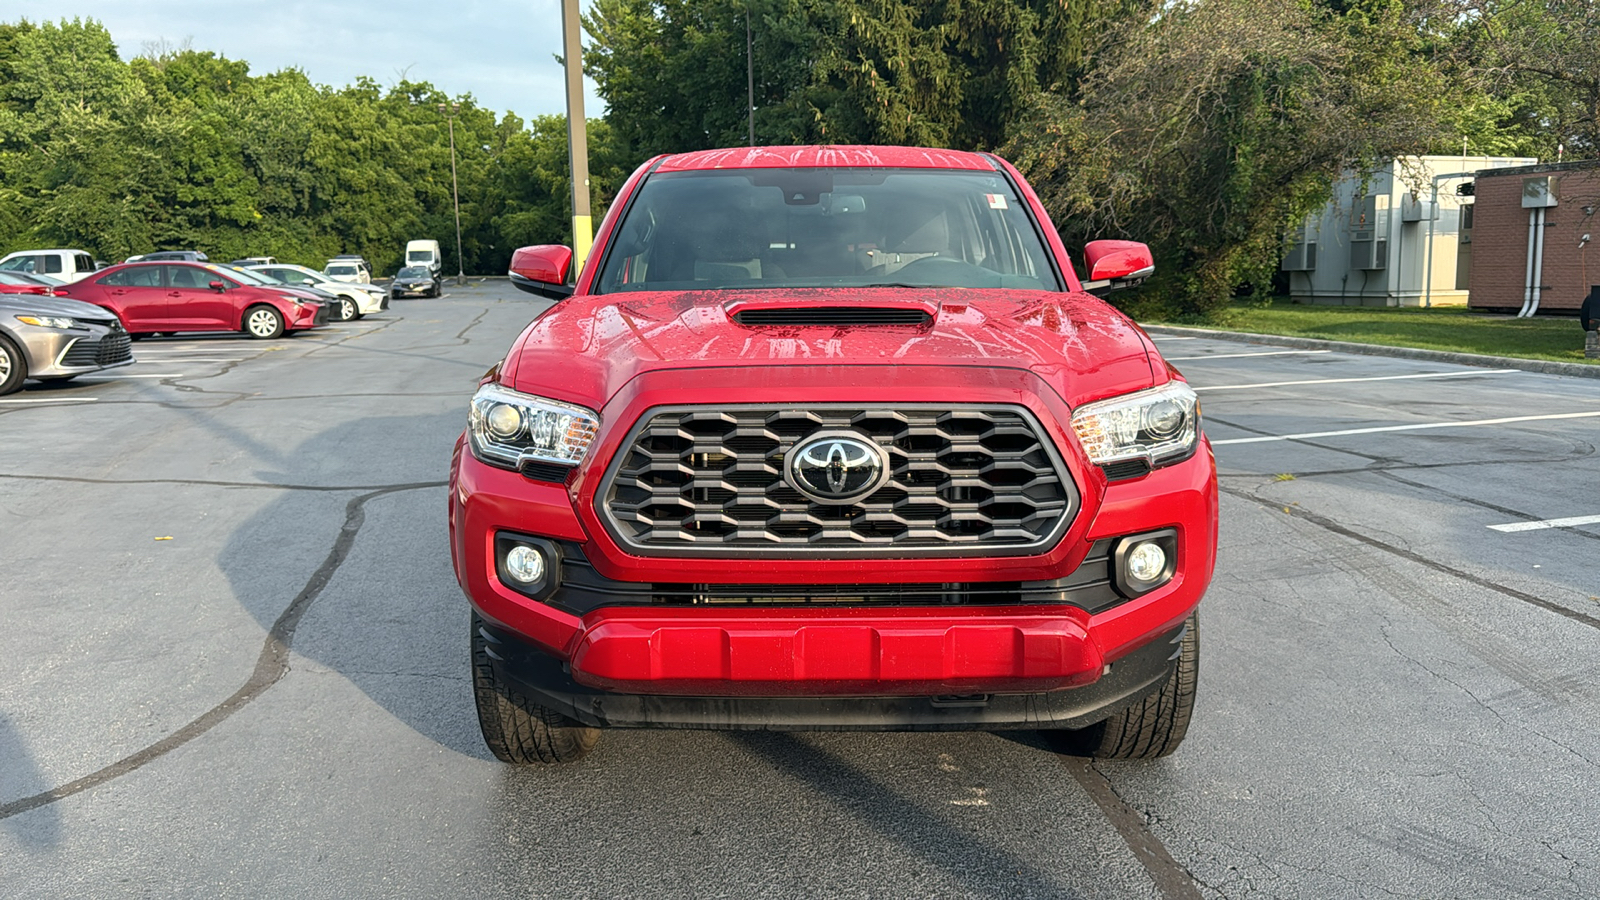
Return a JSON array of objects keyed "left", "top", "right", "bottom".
[
  {"left": 502, "top": 288, "right": 1158, "bottom": 411},
  {"left": 0, "top": 294, "right": 120, "bottom": 321}
]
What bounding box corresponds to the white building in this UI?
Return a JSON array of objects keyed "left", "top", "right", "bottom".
[{"left": 1285, "top": 155, "right": 1537, "bottom": 306}]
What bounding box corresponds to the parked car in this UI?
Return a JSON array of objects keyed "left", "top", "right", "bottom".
[
  {"left": 406, "top": 239, "right": 442, "bottom": 276},
  {"left": 0, "top": 292, "right": 133, "bottom": 394},
  {"left": 0, "top": 249, "right": 98, "bottom": 283},
  {"left": 389, "top": 265, "right": 440, "bottom": 299},
  {"left": 125, "top": 250, "right": 209, "bottom": 263},
  {"left": 323, "top": 257, "right": 372, "bottom": 284},
  {"left": 62, "top": 261, "right": 328, "bottom": 339},
  {"left": 230, "top": 256, "right": 277, "bottom": 266},
  {"left": 454, "top": 145, "right": 1216, "bottom": 765},
  {"left": 0, "top": 271, "right": 68, "bottom": 295},
  {"left": 249, "top": 264, "right": 387, "bottom": 321},
  {"left": 215, "top": 264, "right": 340, "bottom": 311}
]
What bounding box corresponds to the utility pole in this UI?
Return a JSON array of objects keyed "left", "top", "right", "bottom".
[
  {"left": 438, "top": 102, "right": 466, "bottom": 286},
  {"left": 747, "top": 7, "right": 755, "bottom": 146},
  {"left": 561, "top": 0, "right": 593, "bottom": 271}
]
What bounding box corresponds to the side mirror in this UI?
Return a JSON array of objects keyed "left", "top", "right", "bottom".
[
  {"left": 209, "top": 280, "right": 228, "bottom": 291},
  {"left": 1081, "top": 240, "right": 1155, "bottom": 296},
  {"left": 51, "top": 287, "right": 69, "bottom": 297},
  {"left": 508, "top": 245, "right": 576, "bottom": 300}
]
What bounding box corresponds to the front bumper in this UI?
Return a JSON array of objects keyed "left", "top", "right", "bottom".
[
  {"left": 479, "top": 614, "right": 1187, "bottom": 730},
  {"left": 391, "top": 282, "right": 435, "bottom": 297},
  {"left": 451, "top": 429, "right": 1217, "bottom": 717},
  {"left": 15, "top": 321, "right": 134, "bottom": 378}
]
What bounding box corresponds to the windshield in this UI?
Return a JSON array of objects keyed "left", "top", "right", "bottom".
[
  {"left": 407, "top": 250, "right": 433, "bottom": 261},
  {"left": 213, "top": 265, "right": 274, "bottom": 285},
  {"left": 327, "top": 265, "right": 357, "bottom": 276},
  {"left": 594, "top": 168, "right": 1060, "bottom": 294},
  {"left": 398, "top": 266, "right": 430, "bottom": 278}
]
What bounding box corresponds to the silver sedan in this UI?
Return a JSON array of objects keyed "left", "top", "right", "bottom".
[{"left": 0, "top": 293, "right": 134, "bottom": 394}]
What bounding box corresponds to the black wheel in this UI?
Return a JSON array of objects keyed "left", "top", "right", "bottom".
[
  {"left": 338, "top": 296, "right": 357, "bottom": 322},
  {"left": 0, "top": 334, "right": 27, "bottom": 396},
  {"left": 243, "top": 305, "right": 285, "bottom": 339},
  {"left": 471, "top": 613, "right": 599, "bottom": 764},
  {"left": 1050, "top": 612, "right": 1198, "bottom": 759},
  {"left": 432, "top": 286, "right": 441, "bottom": 298}
]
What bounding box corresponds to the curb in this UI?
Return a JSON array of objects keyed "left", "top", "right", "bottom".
[{"left": 1138, "top": 324, "right": 1600, "bottom": 381}]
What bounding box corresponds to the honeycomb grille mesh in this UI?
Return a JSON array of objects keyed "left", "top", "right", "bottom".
[{"left": 600, "top": 406, "right": 1074, "bottom": 554}]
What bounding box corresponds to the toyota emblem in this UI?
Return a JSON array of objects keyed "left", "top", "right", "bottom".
[{"left": 785, "top": 432, "right": 889, "bottom": 504}]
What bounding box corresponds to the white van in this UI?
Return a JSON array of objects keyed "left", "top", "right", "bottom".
[
  {"left": 405, "top": 240, "right": 442, "bottom": 276},
  {"left": 0, "top": 249, "right": 98, "bottom": 283}
]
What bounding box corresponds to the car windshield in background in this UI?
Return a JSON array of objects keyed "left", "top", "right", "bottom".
[
  {"left": 407, "top": 252, "right": 431, "bottom": 262},
  {"left": 215, "top": 265, "right": 274, "bottom": 285},
  {"left": 397, "top": 266, "right": 430, "bottom": 278},
  {"left": 327, "top": 265, "right": 357, "bottom": 276},
  {"left": 593, "top": 168, "right": 1061, "bottom": 294}
]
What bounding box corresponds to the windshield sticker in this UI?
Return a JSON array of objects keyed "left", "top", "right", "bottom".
[{"left": 986, "top": 194, "right": 1009, "bottom": 210}]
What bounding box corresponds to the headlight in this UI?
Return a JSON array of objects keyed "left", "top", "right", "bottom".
[
  {"left": 1070, "top": 381, "right": 1200, "bottom": 469},
  {"left": 15, "top": 315, "right": 78, "bottom": 329},
  {"left": 467, "top": 383, "right": 600, "bottom": 469},
  {"left": 280, "top": 294, "right": 304, "bottom": 304}
]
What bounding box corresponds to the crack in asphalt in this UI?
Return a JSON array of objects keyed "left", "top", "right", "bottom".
[
  {"left": 1060, "top": 757, "right": 1203, "bottom": 900},
  {"left": 0, "top": 482, "right": 443, "bottom": 822},
  {"left": 1206, "top": 414, "right": 1600, "bottom": 542},
  {"left": 1219, "top": 484, "right": 1600, "bottom": 632}
]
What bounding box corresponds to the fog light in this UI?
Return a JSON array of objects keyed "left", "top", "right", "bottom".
[
  {"left": 504, "top": 545, "right": 546, "bottom": 584},
  {"left": 1126, "top": 541, "right": 1167, "bottom": 583}
]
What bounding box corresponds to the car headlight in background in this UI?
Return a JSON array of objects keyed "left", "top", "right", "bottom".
[
  {"left": 15, "top": 315, "right": 79, "bottom": 329},
  {"left": 467, "top": 383, "right": 600, "bottom": 470},
  {"left": 1070, "top": 381, "right": 1200, "bottom": 469}
]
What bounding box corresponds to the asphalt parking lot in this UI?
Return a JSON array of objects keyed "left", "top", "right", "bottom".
[{"left": 2, "top": 282, "right": 1597, "bottom": 898}]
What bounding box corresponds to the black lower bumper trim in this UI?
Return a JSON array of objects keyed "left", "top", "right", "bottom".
[{"left": 476, "top": 618, "right": 1182, "bottom": 732}]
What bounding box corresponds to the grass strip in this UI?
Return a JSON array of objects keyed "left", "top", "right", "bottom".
[{"left": 1143, "top": 300, "right": 1595, "bottom": 365}]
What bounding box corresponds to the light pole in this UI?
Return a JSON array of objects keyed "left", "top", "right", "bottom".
[
  {"left": 438, "top": 101, "right": 466, "bottom": 286},
  {"left": 561, "top": 0, "right": 592, "bottom": 270}
]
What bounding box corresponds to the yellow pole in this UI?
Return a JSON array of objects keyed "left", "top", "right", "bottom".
[{"left": 561, "top": 0, "right": 593, "bottom": 274}]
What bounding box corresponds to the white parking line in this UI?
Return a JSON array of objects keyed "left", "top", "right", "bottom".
[
  {"left": 1194, "top": 369, "right": 1522, "bottom": 392},
  {"left": 1151, "top": 336, "right": 1197, "bottom": 341},
  {"left": 1212, "top": 410, "right": 1600, "bottom": 445},
  {"left": 1488, "top": 514, "right": 1600, "bottom": 533},
  {"left": 77, "top": 373, "right": 185, "bottom": 379},
  {"left": 0, "top": 397, "right": 98, "bottom": 404},
  {"left": 1167, "top": 350, "right": 1331, "bottom": 361}
]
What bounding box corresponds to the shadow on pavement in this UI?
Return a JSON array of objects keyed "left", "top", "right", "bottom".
[{"left": 0, "top": 712, "right": 62, "bottom": 849}]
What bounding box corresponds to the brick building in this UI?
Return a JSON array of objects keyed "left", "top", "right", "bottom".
[{"left": 1467, "top": 161, "right": 1600, "bottom": 316}]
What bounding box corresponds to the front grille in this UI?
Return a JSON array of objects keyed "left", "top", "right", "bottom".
[
  {"left": 60, "top": 331, "right": 132, "bottom": 367},
  {"left": 313, "top": 304, "right": 330, "bottom": 325},
  {"left": 600, "top": 404, "right": 1077, "bottom": 556},
  {"left": 733, "top": 307, "right": 931, "bottom": 326}
]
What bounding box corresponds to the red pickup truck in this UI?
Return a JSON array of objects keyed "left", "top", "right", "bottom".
[{"left": 453, "top": 145, "right": 1217, "bottom": 763}]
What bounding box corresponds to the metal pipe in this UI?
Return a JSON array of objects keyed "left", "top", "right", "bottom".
[
  {"left": 1519, "top": 209, "right": 1536, "bottom": 317},
  {"left": 1529, "top": 207, "right": 1546, "bottom": 316}
]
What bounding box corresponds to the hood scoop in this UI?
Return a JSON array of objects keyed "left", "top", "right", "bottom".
[{"left": 731, "top": 306, "right": 933, "bottom": 326}]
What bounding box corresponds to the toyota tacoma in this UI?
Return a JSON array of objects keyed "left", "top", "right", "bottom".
[{"left": 451, "top": 145, "right": 1217, "bottom": 764}]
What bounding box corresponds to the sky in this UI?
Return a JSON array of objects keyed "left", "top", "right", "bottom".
[{"left": 9, "top": 0, "right": 603, "bottom": 123}]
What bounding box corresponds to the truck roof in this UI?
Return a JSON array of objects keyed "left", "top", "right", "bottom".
[{"left": 652, "top": 145, "right": 997, "bottom": 173}]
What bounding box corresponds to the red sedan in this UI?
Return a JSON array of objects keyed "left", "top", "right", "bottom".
[
  {"left": 0, "top": 271, "right": 68, "bottom": 296},
  {"left": 63, "top": 261, "right": 328, "bottom": 338}
]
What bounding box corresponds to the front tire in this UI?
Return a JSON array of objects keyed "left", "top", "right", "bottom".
[
  {"left": 1050, "top": 612, "right": 1198, "bottom": 759},
  {"left": 0, "top": 334, "right": 28, "bottom": 395},
  {"left": 471, "top": 613, "right": 600, "bottom": 764},
  {"left": 243, "top": 305, "right": 285, "bottom": 339},
  {"left": 338, "top": 296, "right": 357, "bottom": 322}
]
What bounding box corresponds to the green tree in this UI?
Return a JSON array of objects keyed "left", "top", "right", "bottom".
[{"left": 1005, "top": 0, "right": 1469, "bottom": 318}]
